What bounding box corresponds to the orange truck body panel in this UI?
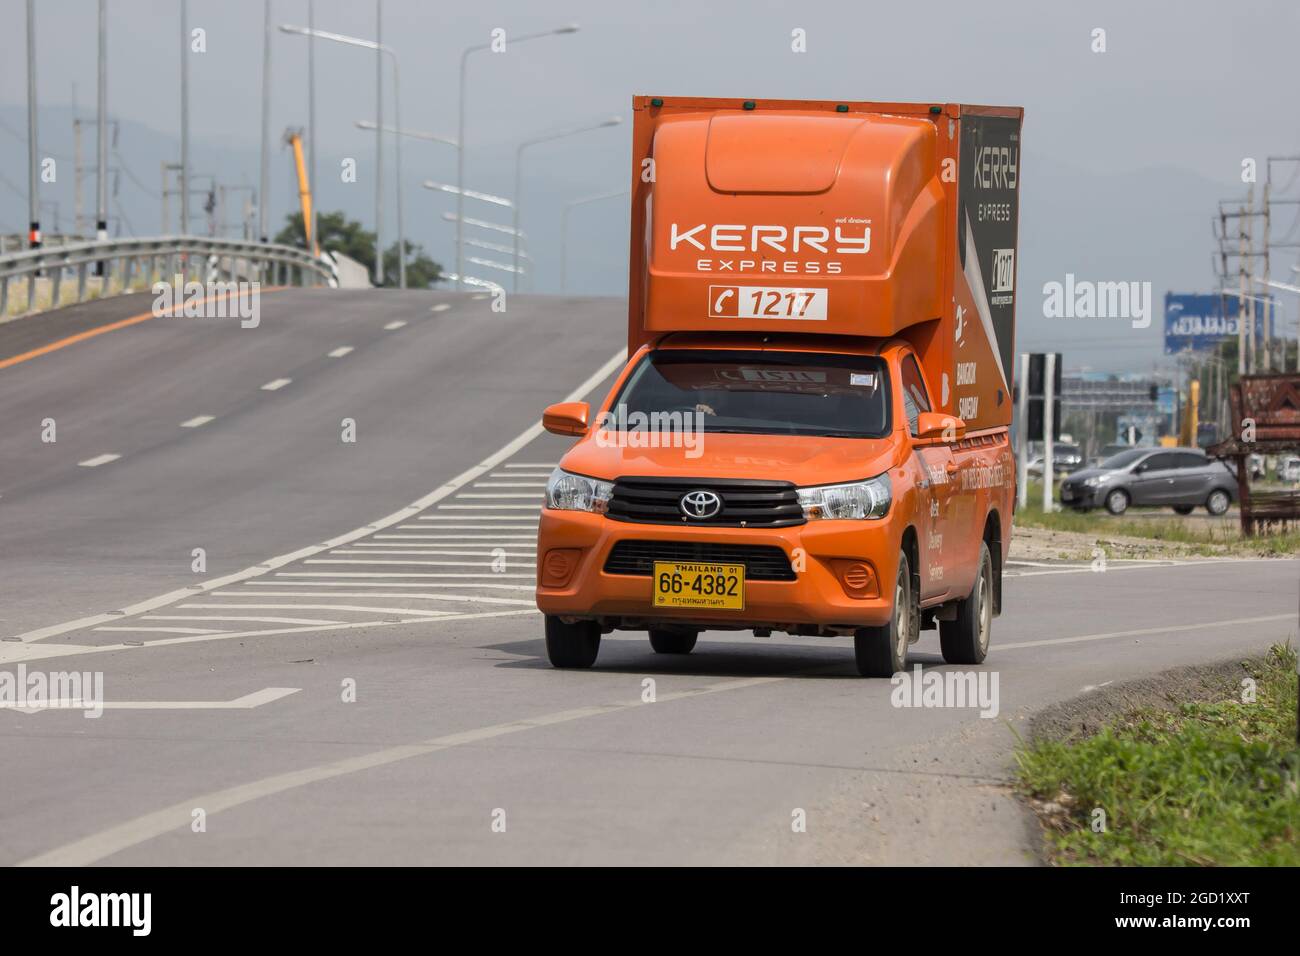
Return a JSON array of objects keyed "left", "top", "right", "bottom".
[{"left": 538, "top": 96, "right": 1022, "bottom": 640}]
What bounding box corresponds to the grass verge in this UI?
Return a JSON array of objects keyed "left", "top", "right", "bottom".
[
  {"left": 1016, "top": 645, "right": 1300, "bottom": 866},
  {"left": 1016, "top": 479, "right": 1300, "bottom": 557}
]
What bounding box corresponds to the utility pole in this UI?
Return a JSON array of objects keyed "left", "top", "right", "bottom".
[
  {"left": 180, "top": 0, "right": 190, "bottom": 237},
  {"left": 258, "top": 0, "right": 272, "bottom": 243},
  {"left": 95, "top": 0, "right": 108, "bottom": 274},
  {"left": 26, "top": 0, "right": 40, "bottom": 251},
  {"left": 374, "top": 0, "right": 384, "bottom": 286}
]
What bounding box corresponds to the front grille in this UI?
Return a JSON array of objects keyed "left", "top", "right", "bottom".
[
  {"left": 608, "top": 476, "right": 804, "bottom": 528},
  {"left": 603, "top": 540, "right": 797, "bottom": 581}
]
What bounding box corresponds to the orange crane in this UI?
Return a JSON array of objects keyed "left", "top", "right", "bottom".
[{"left": 282, "top": 127, "right": 317, "bottom": 255}]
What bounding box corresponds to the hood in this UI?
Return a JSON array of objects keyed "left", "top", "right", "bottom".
[
  {"left": 558, "top": 431, "right": 898, "bottom": 486},
  {"left": 1062, "top": 466, "right": 1120, "bottom": 483}
]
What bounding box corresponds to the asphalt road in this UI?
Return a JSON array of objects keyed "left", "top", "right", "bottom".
[{"left": 1, "top": 289, "right": 1296, "bottom": 866}]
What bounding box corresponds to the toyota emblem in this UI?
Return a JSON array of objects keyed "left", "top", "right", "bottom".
[{"left": 680, "top": 490, "right": 723, "bottom": 520}]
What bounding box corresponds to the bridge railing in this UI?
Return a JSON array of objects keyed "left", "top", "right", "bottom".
[{"left": 0, "top": 236, "right": 337, "bottom": 318}]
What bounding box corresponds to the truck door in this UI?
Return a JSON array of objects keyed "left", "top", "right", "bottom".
[{"left": 899, "top": 353, "right": 953, "bottom": 602}]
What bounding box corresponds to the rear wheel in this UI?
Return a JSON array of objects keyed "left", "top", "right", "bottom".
[
  {"left": 854, "top": 551, "right": 912, "bottom": 677},
  {"left": 649, "top": 628, "right": 698, "bottom": 655},
  {"left": 1206, "top": 489, "right": 1231, "bottom": 516},
  {"left": 940, "top": 542, "right": 993, "bottom": 665},
  {"left": 545, "top": 616, "right": 601, "bottom": 669},
  {"left": 1105, "top": 488, "right": 1130, "bottom": 515},
  {"left": 1172, "top": 505, "right": 1194, "bottom": 515}
]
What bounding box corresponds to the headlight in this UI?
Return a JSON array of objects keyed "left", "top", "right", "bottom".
[
  {"left": 797, "top": 474, "right": 891, "bottom": 520},
  {"left": 1083, "top": 475, "right": 1105, "bottom": 487},
  {"left": 545, "top": 468, "right": 613, "bottom": 513}
]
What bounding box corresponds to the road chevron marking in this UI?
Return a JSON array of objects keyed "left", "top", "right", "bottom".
[
  {"left": 8, "top": 348, "right": 624, "bottom": 645},
  {"left": 1, "top": 687, "right": 300, "bottom": 715},
  {"left": 16, "top": 674, "right": 782, "bottom": 866}
]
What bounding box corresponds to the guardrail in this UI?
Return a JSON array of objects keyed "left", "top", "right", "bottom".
[{"left": 0, "top": 235, "right": 338, "bottom": 317}]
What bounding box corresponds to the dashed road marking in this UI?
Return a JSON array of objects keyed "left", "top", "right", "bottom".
[
  {"left": 180, "top": 416, "right": 215, "bottom": 428},
  {"left": 261, "top": 378, "right": 292, "bottom": 391},
  {"left": 383, "top": 320, "right": 407, "bottom": 330},
  {"left": 328, "top": 346, "right": 354, "bottom": 358},
  {"left": 78, "top": 454, "right": 121, "bottom": 468}
]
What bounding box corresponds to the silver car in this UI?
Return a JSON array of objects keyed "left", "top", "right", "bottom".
[{"left": 1059, "top": 447, "right": 1237, "bottom": 516}]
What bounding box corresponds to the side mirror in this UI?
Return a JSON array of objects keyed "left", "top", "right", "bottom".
[
  {"left": 542, "top": 401, "right": 590, "bottom": 437},
  {"left": 1134, "top": 462, "right": 1149, "bottom": 474},
  {"left": 916, "top": 411, "right": 966, "bottom": 442}
]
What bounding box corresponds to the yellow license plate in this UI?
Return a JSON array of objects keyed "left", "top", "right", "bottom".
[{"left": 652, "top": 561, "right": 745, "bottom": 611}]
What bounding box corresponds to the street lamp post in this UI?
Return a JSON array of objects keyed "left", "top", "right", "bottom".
[
  {"left": 513, "top": 116, "right": 620, "bottom": 292},
  {"left": 280, "top": 23, "right": 406, "bottom": 287},
  {"left": 258, "top": 0, "right": 271, "bottom": 244},
  {"left": 560, "top": 188, "right": 627, "bottom": 293},
  {"left": 456, "top": 23, "right": 579, "bottom": 291}
]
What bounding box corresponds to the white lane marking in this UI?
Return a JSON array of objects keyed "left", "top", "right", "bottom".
[
  {"left": 17, "top": 674, "right": 778, "bottom": 865},
  {"left": 416, "top": 515, "right": 537, "bottom": 521},
  {"left": 504, "top": 463, "right": 556, "bottom": 468},
  {"left": 212, "top": 590, "right": 534, "bottom": 606},
  {"left": 3, "top": 687, "right": 300, "bottom": 716},
  {"left": 78, "top": 454, "right": 121, "bottom": 468},
  {"left": 241, "top": 580, "right": 534, "bottom": 591},
  {"left": 274, "top": 573, "right": 535, "bottom": 586},
  {"left": 11, "top": 348, "right": 624, "bottom": 644},
  {"left": 305, "top": 559, "right": 536, "bottom": 569},
  {"left": 2, "top": 608, "right": 540, "bottom": 666},
  {"left": 457, "top": 493, "right": 542, "bottom": 499},
  {"left": 488, "top": 472, "right": 552, "bottom": 479},
  {"left": 93, "top": 626, "right": 228, "bottom": 635},
  {"left": 328, "top": 346, "right": 354, "bottom": 358},
  {"left": 431, "top": 303, "right": 451, "bottom": 312},
  {"left": 998, "top": 613, "right": 1294, "bottom": 651},
  {"left": 376, "top": 534, "right": 536, "bottom": 541},
  {"left": 437, "top": 504, "right": 541, "bottom": 510},
  {"left": 472, "top": 482, "right": 548, "bottom": 488},
  {"left": 179, "top": 603, "right": 454, "bottom": 618},
  {"left": 180, "top": 416, "right": 215, "bottom": 428},
  {"left": 143, "top": 614, "right": 345, "bottom": 626},
  {"left": 383, "top": 320, "right": 407, "bottom": 330},
  {"left": 261, "top": 378, "right": 292, "bottom": 391},
  {"left": 329, "top": 549, "right": 535, "bottom": 557}
]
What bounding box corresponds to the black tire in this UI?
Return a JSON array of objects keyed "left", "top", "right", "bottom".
[
  {"left": 1104, "top": 488, "right": 1130, "bottom": 515},
  {"left": 1206, "top": 489, "right": 1231, "bottom": 516},
  {"left": 1172, "top": 505, "right": 1194, "bottom": 515},
  {"left": 854, "top": 550, "right": 912, "bottom": 677},
  {"left": 544, "top": 616, "right": 600, "bottom": 669},
  {"left": 648, "top": 628, "right": 698, "bottom": 655},
  {"left": 940, "top": 542, "right": 992, "bottom": 665}
]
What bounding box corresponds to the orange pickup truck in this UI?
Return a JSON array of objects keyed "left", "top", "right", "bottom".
[{"left": 537, "top": 96, "right": 1022, "bottom": 677}]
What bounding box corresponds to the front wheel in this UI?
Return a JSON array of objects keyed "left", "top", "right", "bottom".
[
  {"left": 1105, "top": 488, "right": 1130, "bottom": 515},
  {"left": 940, "top": 542, "right": 993, "bottom": 665},
  {"left": 545, "top": 616, "right": 601, "bottom": 669},
  {"left": 649, "top": 628, "right": 698, "bottom": 655},
  {"left": 1206, "top": 489, "right": 1231, "bottom": 516},
  {"left": 854, "top": 550, "right": 912, "bottom": 677}
]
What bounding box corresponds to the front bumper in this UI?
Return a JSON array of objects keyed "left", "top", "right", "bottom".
[
  {"left": 535, "top": 509, "right": 901, "bottom": 631},
  {"left": 1059, "top": 483, "right": 1102, "bottom": 507}
]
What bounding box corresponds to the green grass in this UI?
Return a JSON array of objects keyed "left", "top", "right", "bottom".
[
  {"left": 1016, "top": 479, "right": 1300, "bottom": 556},
  {"left": 1016, "top": 645, "right": 1300, "bottom": 866}
]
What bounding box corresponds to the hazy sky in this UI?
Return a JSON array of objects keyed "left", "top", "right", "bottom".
[{"left": 2, "top": 0, "right": 1297, "bottom": 370}]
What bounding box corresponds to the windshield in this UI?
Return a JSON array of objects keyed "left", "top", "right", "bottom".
[
  {"left": 1100, "top": 448, "right": 1148, "bottom": 470},
  {"left": 607, "top": 349, "right": 891, "bottom": 439}
]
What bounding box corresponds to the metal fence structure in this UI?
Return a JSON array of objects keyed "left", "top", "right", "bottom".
[{"left": 0, "top": 235, "right": 337, "bottom": 317}]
